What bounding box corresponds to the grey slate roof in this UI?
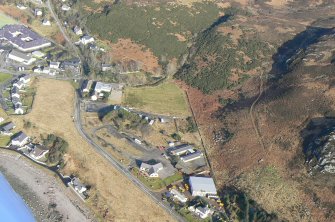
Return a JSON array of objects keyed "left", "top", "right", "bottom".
[
  {"left": 2, "top": 122, "right": 15, "bottom": 132},
  {"left": 0, "top": 24, "right": 51, "bottom": 51},
  {"left": 9, "top": 50, "right": 31, "bottom": 61},
  {"left": 12, "top": 131, "right": 28, "bottom": 143}
]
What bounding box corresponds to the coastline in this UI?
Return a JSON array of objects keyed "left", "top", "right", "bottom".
[{"left": 0, "top": 150, "right": 95, "bottom": 222}]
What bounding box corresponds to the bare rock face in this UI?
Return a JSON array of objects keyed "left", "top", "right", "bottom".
[{"left": 303, "top": 119, "right": 335, "bottom": 174}]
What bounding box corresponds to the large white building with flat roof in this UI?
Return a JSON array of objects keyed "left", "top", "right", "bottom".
[{"left": 189, "top": 176, "right": 217, "bottom": 197}]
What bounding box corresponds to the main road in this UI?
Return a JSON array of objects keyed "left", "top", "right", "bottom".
[{"left": 73, "top": 92, "right": 185, "bottom": 222}]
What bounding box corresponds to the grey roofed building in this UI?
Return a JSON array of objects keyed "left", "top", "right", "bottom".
[
  {"left": 180, "top": 151, "right": 203, "bottom": 162},
  {"left": 170, "top": 144, "right": 194, "bottom": 155},
  {"left": 11, "top": 86, "right": 19, "bottom": 94},
  {"left": 12, "top": 131, "right": 28, "bottom": 143},
  {"left": 71, "top": 177, "right": 87, "bottom": 193},
  {"left": 9, "top": 50, "right": 32, "bottom": 61},
  {"left": 0, "top": 24, "right": 51, "bottom": 52},
  {"left": 94, "top": 81, "right": 113, "bottom": 93},
  {"left": 60, "top": 59, "right": 80, "bottom": 71},
  {"left": 2, "top": 122, "right": 15, "bottom": 132},
  {"left": 12, "top": 97, "right": 22, "bottom": 105},
  {"left": 189, "top": 176, "right": 217, "bottom": 197},
  {"left": 140, "top": 162, "right": 163, "bottom": 177}
]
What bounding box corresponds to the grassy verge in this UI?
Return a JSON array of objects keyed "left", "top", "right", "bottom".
[
  {"left": 0, "top": 73, "right": 12, "bottom": 83},
  {"left": 123, "top": 82, "right": 190, "bottom": 117},
  {"left": 0, "top": 12, "right": 17, "bottom": 28}
]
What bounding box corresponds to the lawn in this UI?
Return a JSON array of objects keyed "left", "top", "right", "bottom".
[
  {"left": 0, "top": 12, "right": 17, "bottom": 28},
  {"left": 0, "top": 135, "right": 11, "bottom": 147},
  {"left": 132, "top": 168, "right": 183, "bottom": 191},
  {"left": 0, "top": 73, "right": 12, "bottom": 83},
  {"left": 123, "top": 82, "right": 190, "bottom": 117}
]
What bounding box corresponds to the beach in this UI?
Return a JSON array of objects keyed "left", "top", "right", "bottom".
[{"left": 0, "top": 150, "right": 95, "bottom": 222}]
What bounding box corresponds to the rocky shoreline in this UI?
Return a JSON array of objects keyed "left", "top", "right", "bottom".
[{"left": 0, "top": 151, "right": 94, "bottom": 222}]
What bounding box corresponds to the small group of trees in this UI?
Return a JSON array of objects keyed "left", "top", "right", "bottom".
[{"left": 42, "top": 134, "right": 68, "bottom": 165}]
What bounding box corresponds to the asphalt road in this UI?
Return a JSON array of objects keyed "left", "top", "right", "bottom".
[{"left": 73, "top": 92, "right": 186, "bottom": 222}]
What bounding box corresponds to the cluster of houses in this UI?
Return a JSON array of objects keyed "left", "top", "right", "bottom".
[
  {"left": 169, "top": 144, "right": 204, "bottom": 163},
  {"left": 81, "top": 80, "right": 124, "bottom": 101},
  {"left": 72, "top": 25, "right": 95, "bottom": 46},
  {"left": 11, "top": 74, "right": 31, "bottom": 115},
  {"left": 166, "top": 176, "right": 217, "bottom": 219}
]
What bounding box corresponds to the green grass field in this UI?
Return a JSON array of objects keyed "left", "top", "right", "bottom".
[
  {"left": 123, "top": 82, "right": 190, "bottom": 117},
  {"left": 0, "top": 12, "right": 17, "bottom": 28},
  {"left": 0, "top": 73, "right": 12, "bottom": 83}
]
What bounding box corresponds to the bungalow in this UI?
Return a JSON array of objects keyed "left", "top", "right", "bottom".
[
  {"left": 180, "top": 151, "right": 203, "bottom": 163},
  {"left": 81, "top": 80, "right": 93, "bottom": 93},
  {"left": 1, "top": 122, "right": 15, "bottom": 135},
  {"left": 195, "top": 206, "right": 212, "bottom": 219},
  {"left": 8, "top": 50, "right": 36, "bottom": 65},
  {"left": 42, "top": 19, "right": 51, "bottom": 26},
  {"left": 94, "top": 82, "right": 112, "bottom": 93},
  {"left": 80, "top": 35, "right": 94, "bottom": 45},
  {"left": 49, "top": 61, "right": 60, "bottom": 69},
  {"left": 61, "top": 4, "right": 71, "bottom": 11},
  {"left": 101, "top": 64, "right": 112, "bottom": 72},
  {"left": 70, "top": 177, "right": 87, "bottom": 194},
  {"left": 11, "top": 86, "right": 20, "bottom": 98},
  {"left": 33, "top": 67, "right": 43, "bottom": 73},
  {"left": 11, "top": 131, "right": 29, "bottom": 147},
  {"left": 30, "top": 144, "right": 49, "bottom": 160},
  {"left": 19, "top": 75, "right": 30, "bottom": 84},
  {"left": 170, "top": 189, "right": 188, "bottom": 203},
  {"left": 42, "top": 67, "right": 50, "bottom": 74},
  {"left": 13, "top": 80, "right": 25, "bottom": 89},
  {"left": 14, "top": 104, "right": 24, "bottom": 115},
  {"left": 12, "top": 97, "right": 22, "bottom": 106},
  {"left": 34, "top": 8, "right": 43, "bottom": 16},
  {"left": 73, "top": 26, "right": 83, "bottom": 35},
  {"left": 170, "top": 144, "right": 194, "bottom": 156},
  {"left": 140, "top": 162, "right": 163, "bottom": 177}
]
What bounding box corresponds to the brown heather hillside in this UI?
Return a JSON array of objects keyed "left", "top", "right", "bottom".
[{"left": 178, "top": 2, "right": 335, "bottom": 222}]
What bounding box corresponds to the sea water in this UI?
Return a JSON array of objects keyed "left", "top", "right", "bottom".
[{"left": 0, "top": 173, "right": 35, "bottom": 222}]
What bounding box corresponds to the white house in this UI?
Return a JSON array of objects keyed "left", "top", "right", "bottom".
[
  {"left": 189, "top": 176, "right": 217, "bottom": 197},
  {"left": 14, "top": 104, "right": 24, "bottom": 115},
  {"left": 11, "top": 86, "right": 20, "bottom": 98},
  {"left": 49, "top": 61, "right": 60, "bottom": 69},
  {"left": 34, "top": 8, "right": 43, "bottom": 16},
  {"left": 195, "top": 206, "right": 212, "bottom": 219},
  {"left": 61, "top": 4, "right": 71, "bottom": 11},
  {"left": 42, "top": 67, "right": 50, "bottom": 74},
  {"left": 13, "top": 80, "right": 25, "bottom": 89},
  {"left": 11, "top": 131, "right": 29, "bottom": 147},
  {"left": 70, "top": 177, "right": 87, "bottom": 193},
  {"left": 73, "top": 26, "right": 83, "bottom": 35},
  {"left": 19, "top": 75, "right": 30, "bottom": 84},
  {"left": 170, "top": 189, "right": 188, "bottom": 203},
  {"left": 8, "top": 50, "right": 36, "bottom": 65},
  {"left": 12, "top": 97, "right": 22, "bottom": 106},
  {"left": 30, "top": 145, "right": 49, "bottom": 160},
  {"left": 33, "top": 67, "right": 43, "bottom": 73},
  {"left": 42, "top": 19, "right": 51, "bottom": 26},
  {"left": 0, "top": 117, "right": 4, "bottom": 123},
  {"left": 140, "top": 162, "right": 163, "bottom": 177},
  {"left": 80, "top": 35, "right": 94, "bottom": 45},
  {"left": 81, "top": 80, "right": 93, "bottom": 93}
]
